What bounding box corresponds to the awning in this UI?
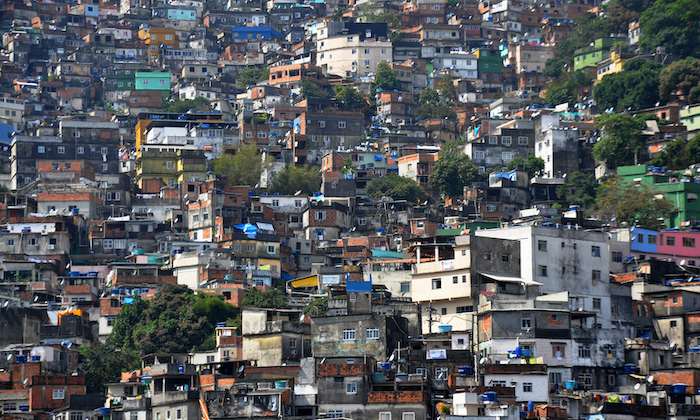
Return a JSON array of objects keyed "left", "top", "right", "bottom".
[
  {"left": 281, "top": 273, "right": 293, "bottom": 281},
  {"left": 479, "top": 272, "right": 543, "bottom": 286},
  {"left": 289, "top": 275, "right": 318, "bottom": 289},
  {"left": 371, "top": 258, "right": 415, "bottom": 264}
]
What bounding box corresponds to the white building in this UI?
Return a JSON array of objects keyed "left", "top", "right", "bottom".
[
  {"left": 317, "top": 36, "right": 393, "bottom": 78},
  {"left": 432, "top": 52, "right": 478, "bottom": 79}
]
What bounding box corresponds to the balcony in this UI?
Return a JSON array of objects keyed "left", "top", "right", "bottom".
[
  {"left": 151, "top": 391, "right": 198, "bottom": 406},
  {"left": 121, "top": 397, "right": 150, "bottom": 411},
  {"left": 263, "top": 321, "right": 310, "bottom": 335},
  {"left": 149, "top": 363, "right": 196, "bottom": 377},
  {"left": 367, "top": 391, "right": 428, "bottom": 403},
  {"left": 319, "top": 363, "right": 368, "bottom": 377}
]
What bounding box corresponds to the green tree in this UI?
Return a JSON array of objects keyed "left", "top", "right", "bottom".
[
  {"left": 546, "top": 70, "right": 592, "bottom": 105},
  {"left": 415, "top": 104, "right": 457, "bottom": 121},
  {"left": 366, "top": 173, "right": 427, "bottom": 203},
  {"left": 268, "top": 164, "right": 321, "bottom": 196},
  {"left": 652, "top": 133, "right": 700, "bottom": 169},
  {"left": 507, "top": 154, "right": 545, "bottom": 178},
  {"left": 303, "top": 297, "right": 328, "bottom": 317},
  {"left": 375, "top": 62, "right": 400, "bottom": 91},
  {"left": 543, "top": 57, "right": 567, "bottom": 79},
  {"left": 80, "top": 341, "right": 140, "bottom": 394},
  {"left": 213, "top": 143, "right": 268, "bottom": 186},
  {"left": 659, "top": 57, "right": 700, "bottom": 104},
  {"left": 429, "top": 139, "right": 477, "bottom": 197},
  {"left": 331, "top": 6, "right": 347, "bottom": 20},
  {"left": 335, "top": 85, "right": 368, "bottom": 111},
  {"left": 241, "top": 287, "right": 288, "bottom": 309},
  {"left": 160, "top": 97, "right": 211, "bottom": 113},
  {"left": 639, "top": 0, "right": 700, "bottom": 58},
  {"left": 543, "top": 13, "right": 610, "bottom": 75},
  {"left": 419, "top": 87, "right": 440, "bottom": 106},
  {"left": 557, "top": 171, "right": 598, "bottom": 209},
  {"left": 192, "top": 294, "right": 240, "bottom": 328},
  {"left": 594, "top": 59, "right": 663, "bottom": 111},
  {"left": 361, "top": 3, "right": 401, "bottom": 29},
  {"left": 438, "top": 75, "right": 456, "bottom": 103},
  {"left": 604, "top": 0, "right": 654, "bottom": 33},
  {"left": 300, "top": 81, "right": 329, "bottom": 99},
  {"left": 597, "top": 179, "right": 675, "bottom": 230},
  {"left": 237, "top": 67, "right": 270, "bottom": 88},
  {"left": 131, "top": 284, "right": 215, "bottom": 355},
  {"left": 593, "top": 113, "right": 644, "bottom": 166}
]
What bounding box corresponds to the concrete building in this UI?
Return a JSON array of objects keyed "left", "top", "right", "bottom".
[
  {"left": 241, "top": 308, "right": 311, "bottom": 366},
  {"left": 316, "top": 36, "right": 392, "bottom": 78}
]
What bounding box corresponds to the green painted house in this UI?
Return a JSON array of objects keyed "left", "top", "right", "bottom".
[
  {"left": 573, "top": 37, "right": 625, "bottom": 71},
  {"left": 135, "top": 72, "right": 171, "bottom": 98},
  {"left": 617, "top": 165, "right": 700, "bottom": 228},
  {"left": 474, "top": 48, "right": 503, "bottom": 74},
  {"left": 680, "top": 104, "right": 700, "bottom": 134}
]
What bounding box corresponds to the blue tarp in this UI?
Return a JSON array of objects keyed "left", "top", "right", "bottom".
[
  {"left": 281, "top": 273, "right": 293, "bottom": 281},
  {"left": 234, "top": 223, "right": 258, "bottom": 238}
]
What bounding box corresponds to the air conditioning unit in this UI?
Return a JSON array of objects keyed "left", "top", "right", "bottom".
[{"left": 41, "top": 230, "right": 48, "bottom": 235}]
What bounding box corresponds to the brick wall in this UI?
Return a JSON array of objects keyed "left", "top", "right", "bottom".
[
  {"left": 318, "top": 363, "right": 368, "bottom": 377},
  {"left": 367, "top": 391, "right": 428, "bottom": 403}
]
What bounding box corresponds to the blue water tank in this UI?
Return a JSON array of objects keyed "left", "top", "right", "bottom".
[
  {"left": 527, "top": 401, "right": 535, "bottom": 412},
  {"left": 178, "top": 365, "right": 185, "bottom": 373},
  {"left": 484, "top": 391, "right": 497, "bottom": 402}
]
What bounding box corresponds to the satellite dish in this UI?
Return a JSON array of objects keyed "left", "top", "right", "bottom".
[
  {"left": 634, "top": 383, "right": 641, "bottom": 390},
  {"left": 34, "top": 296, "right": 39, "bottom": 302},
  {"left": 23, "top": 378, "right": 29, "bottom": 386},
  {"left": 388, "top": 353, "right": 395, "bottom": 362},
  {"left": 3, "top": 301, "right": 9, "bottom": 307},
  {"left": 294, "top": 190, "right": 302, "bottom": 196},
  {"left": 647, "top": 375, "right": 654, "bottom": 383},
  {"left": 597, "top": 406, "right": 604, "bottom": 412},
  {"left": 680, "top": 260, "right": 686, "bottom": 266},
  {"left": 6, "top": 354, "right": 12, "bottom": 361},
  {"left": 238, "top": 365, "right": 245, "bottom": 373},
  {"left": 669, "top": 340, "right": 676, "bottom": 349},
  {"left": 479, "top": 357, "right": 487, "bottom": 365}
]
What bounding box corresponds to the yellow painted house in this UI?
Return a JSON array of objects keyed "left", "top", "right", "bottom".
[
  {"left": 595, "top": 49, "right": 639, "bottom": 83},
  {"left": 138, "top": 27, "right": 177, "bottom": 65},
  {"left": 135, "top": 145, "right": 207, "bottom": 190}
]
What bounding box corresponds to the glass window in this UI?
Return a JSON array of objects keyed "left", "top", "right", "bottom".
[
  {"left": 343, "top": 329, "right": 356, "bottom": 340},
  {"left": 366, "top": 327, "right": 379, "bottom": 339},
  {"left": 432, "top": 278, "right": 441, "bottom": 289},
  {"left": 346, "top": 382, "right": 357, "bottom": 394},
  {"left": 538, "top": 240, "right": 547, "bottom": 251},
  {"left": 591, "top": 246, "right": 600, "bottom": 257},
  {"left": 521, "top": 318, "right": 532, "bottom": 329}
]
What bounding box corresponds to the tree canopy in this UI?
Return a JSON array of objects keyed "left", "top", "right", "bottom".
[
  {"left": 543, "top": 13, "right": 610, "bottom": 75},
  {"left": 639, "top": 0, "right": 700, "bottom": 58},
  {"left": 366, "top": 173, "right": 428, "bottom": 203},
  {"left": 415, "top": 104, "right": 457, "bottom": 121},
  {"left": 659, "top": 57, "right": 700, "bottom": 104},
  {"left": 237, "top": 67, "right": 270, "bottom": 88},
  {"left": 429, "top": 139, "right": 477, "bottom": 198},
  {"left": 303, "top": 297, "right": 328, "bottom": 317},
  {"left": 375, "top": 62, "right": 401, "bottom": 91},
  {"left": 545, "top": 70, "right": 592, "bottom": 105},
  {"left": 361, "top": 3, "right": 402, "bottom": 29},
  {"left": 594, "top": 59, "right": 663, "bottom": 111},
  {"left": 557, "top": 171, "right": 598, "bottom": 209},
  {"left": 160, "top": 97, "right": 211, "bottom": 113},
  {"left": 213, "top": 143, "right": 268, "bottom": 187},
  {"left": 300, "top": 81, "right": 330, "bottom": 99},
  {"left": 268, "top": 164, "right": 321, "bottom": 196},
  {"left": 597, "top": 179, "right": 675, "bottom": 230},
  {"left": 593, "top": 114, "right": 645, "bottom": 166},
  {"left": 419, "top": 87, "right": 440, "bottom": 106},
  {"left": 241, "top": 287, "right": 288, "bottom": 308},
  {"left": 507, "top": 154, "right": 545, "bottom": 178},
  {"left": 335, "top": 85, "right": 369, "bottom": 112},
  {"left": 438, "top": 75, "right": 456, "bottom": 103},
  {"left": 651, "top": 133, "right": 700, "bottom": 169}
]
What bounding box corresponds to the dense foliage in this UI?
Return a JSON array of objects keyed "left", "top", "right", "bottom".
[
  {"left": 429, "top": 139, "right": 477, "bottom": 198},
  {"left": 241, "top": 287, "right": 288, "bottom": 309},
  {"left": 160, "top": 97, "right": 211, "bottom": 113},
  {"left": 639, "top": 0, "right": 700, "bottom": 58},
  {"left": 268, "top": 164, "right": 321, "bottom": 196},
  {"left": 594, "top": 59, "right": 663, "bottom": 111},
  {"left": 213, "top": 144, "right": 270, "bottom": 187},
  {"left": 366, "top": 173, "right": 427, "bottom": 203},
  {"left": 237, "top": 67, "right": 270, "bottom": 88},
  {"left": 557, "top": 172, "right": 599, "bottom": 210},
  {"left": 659, "top": 57, "right": 700, "bottom": 104},
  {"left": 506, "top": 154, "right": 545, "bottom": 178},
  {"left": 593, "top": 114, "right": 646, "bottom": 166},
  {"left": 597, "top": 179, "right": 676, "bottom": 230}
]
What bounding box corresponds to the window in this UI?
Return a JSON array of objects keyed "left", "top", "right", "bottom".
[
  {"left": 53, "top": 389, "right": 65, "bottom": 399},
  {"left": 453, "top": 276, "right": 458, "bottom": 284},
  {"left": 338, "top": 121, "right": 346, "bottom": 128},
  {"left": 591, "top": 246, "right": 600, "bottom": 257},
  {"left": 502, "top": 254, "right": 510, "bottom": 262},
  {"left": 402, "top": 413, "right": 415, "bottom": 420},
  {"left": 484, "top": 252, "right": 492, "bottom": 261},
  {"left": 462, "top": 275, "right": 467, "bottom": 283},
  {"left": 70, "top": 413, "right": 83, "bottom": 420},
  {"left": 502, "top": 136, "right": 512, "bottom": 146},
  {"left": 474, "top": 151, "right": 485, "bottom": 159},
  {"left": 58, "top": 146, "right": 65, "bottom": 154},
  {"left": 328, "top": 411, "right": 344, "bottom": 419},
  {"left": 165, "top": 34, "right": 172, "bottom": 40},
  {"left": 578, "top": 345, "right": 591, "bottom": 358},
  {"left": 28, "top": 238, "right": 38, "bottom": 246},
  {"left": 537, "top": 265, "right": 548, "bottom": 277},
  {"left": 319, "top": 120, "right": 326, "bottom": 128},
  {"left": 366, "top": 327, "right": 379, "bottom": 339},
  {"left": 435, "top": 367, "right": 448, "bottom": 380},
  {"left": 489, "top": 136, "right": 498, "bottom": 144},
  {"left": 441, "top": 308, "right": 447, "bottom": 315},
  {"left": 416, "top": 367, "right": 428, "bottom": 378},
  {"left": 522, "top": 318, "right": 532, "bottom": 329},
  {"left": 193, "top": 215, "right": 199, "bottom": 223},
  {"left": 176, "top": 410, "right": 182, "bottom": 419},
  {"left": 550, "top": 372, "right": 562, "bottom": 384},
  {"left": 592, "top": 298, "right": 601, "bottom": 310},
  {"left": 401, "top": 282, "right": 410, "bottom": 293},
  {"left": 648, "top": 235, "right": 657, "bottom": 245},
  {"left": 343, "top": 329, "right": 356, "bottom": 340},
  {"left": 456, "top": 306, "right": 473, "bottom": 313},
  {"left": 518, "top": 136, "right": 528, "bottom": 145},
  {"left": 7, "top": 239, "right": 14, "bottom": 246},
  {"left": 670, "top": 320, "right": 678, "bottom": 328},
  {"left": 683, "top": 237, "right": 695, "bottom": 247},
  {"left": 612, "top": 251, "right": 623, "bottom": 263},
  {"left": 346, "top": 382, "right": 357, "bottom": 394},
  {"left": 538, "top": 240, "right": 547, "bottom": 251},
  {"left": 103, "top": 239, "right": 113, "bottom": 249},
  {"left": 667, "top": 236, "right": 675, "bottom": 246},
  {"left": 246, "top": 245, "right": 254, "bottom": 252},
  {"left": 552, "top": 345, "right": 565, "bottom": 359},
  {"left": 315, "top": 210, "right": 326, "bottom": 220},
  {"left": 101, "top": 147, "right": 109, "bottom": 155},
  {"left": 379, "top": 413, "right": 392, "bottom": 420},
  {"left": 523, "top": 382, "right": 533, "bottom": 392},
  {"left": 432, "top": 278, "right": 442, "bottom": 289},
  {"left": 38, "top": 146, "right": 45, "bottom": 153},
  {"left": 592, "top": 270, "right": 601, "bottom": 281}
]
